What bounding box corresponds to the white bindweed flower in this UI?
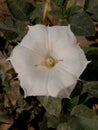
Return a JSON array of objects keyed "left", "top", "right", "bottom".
[{"left": 9, "top": 24, "right": 89, "bottom": 98}]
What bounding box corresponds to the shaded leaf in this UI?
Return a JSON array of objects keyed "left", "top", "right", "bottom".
[
  {"left": 70, "top": 116, "right": 98, "bottom": 130},
  {"left": 60, "top": 96, "right": 79, "bottom": 122},
  {"left": 67, "top": 96, "right": 79, "bottom": 112},
  {"left": 71, "top": 80, "right": 83, "bottom": 98},
  {"left": 81, "top": 81, "right": 98, "bottom": 98},
  {"left": 66, "top": 0, "right": 77, "bottom": 9},
  {"left": 0, "top": 110, "right": 10, "bottom": 122},
  {"left": 0, "top": 67, "right": 11, "bottom": 92},
  {"left": 57, "top": 122, "right": 71, "bottom": 130},
  {"left": 84, "top": 0, "right": 98, "bottom": 10},
  {"left": 87, "top": 5, "right": 98, "bottom": 21},
  {"left": 71, "top": 104, "right": 98, "bottom": 118},
  {"left": 82, "top": 46, "right": 98, "bottom": 53},
  {"left": 38, "top": 96, "right": 61, "bottom": 117},
  {"left": 52, "top": 0, "right": 67, "bottom": 6},
  {"left": 30, "top": 2, "right": 45, "bottom": 24},
  {"left": 0, "top": 17, "right": 27, "bottom": 40},
  {"left": 64, "top": 5, "right": 82, "bottom": 16},
  {"left": 60, "top": 19, "right": 68, "bottom": 26},
  {"left": 78, "top": 93, "right": 88, "bottom": 104},
  {"left": 50, "top": 5, "right": 82, "bottom": 18},
  {"left": 70, "top": 104, "right": 98, "bottom": 130},
  {"left": 46, "top": 113, "right": 59, "bottom": 129},
  {"left": 78, "top": 81, "right": 98, "bottom": 106},
  {"left": 40, "top": 113, "right": 48, "bottom": 130},
  {"left": 0, "top": 37, "right": 7, "bottom": 51},
  {"left": 6, "top": 0, "right": 34, "bottom": 21},
  {"left": 49, "top": 9, "right": 64, "bottom": 18},
  {"left": 69, "top": 13, "right": 95, "bottom": 36},
  {"left": 16, "top": 98, "right": 26, "bottom": 107}
]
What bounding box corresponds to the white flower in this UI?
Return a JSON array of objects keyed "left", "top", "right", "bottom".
[{"left": 9, "top": 24, "right": 89, "bottom": 98}]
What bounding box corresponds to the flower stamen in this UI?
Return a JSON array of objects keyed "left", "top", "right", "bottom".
[
  {"left": 34, "top": 56, "right": 63, "bottom": 69},
  {"left": 45, "top": 56, "right": 57, "bottom": 68}
]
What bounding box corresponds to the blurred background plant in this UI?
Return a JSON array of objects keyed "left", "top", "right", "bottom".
[{"left": 0, "top": 0, "right": 98, "bottom": 130}]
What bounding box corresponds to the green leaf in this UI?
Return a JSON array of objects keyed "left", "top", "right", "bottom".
[
  {"left": 66, "top": 0, "right": 77, "bottom": 9},
  {"left": 87, "top": 5, "right": 98, "bottom": 21},
  {"left": 0, "top": 17, "right": 27, "bottom": 40},
  {"left": 30, "top": 2, "right": 45, "bottom": 24},
  {"left": 84, "top": 0, "right": 98, "bottom": 10},
  {"left": 46, "top": 113, "right": 59, "bottom": 129},
  {"left": 70, "top": 116, "right": 98, "bottom": 130},
  {"left": 81, "top": 81, "right": 98, "bottom": 98},
  {"left": 38, "top": 96, "right": 61, "bottom": 117},
  {"left": 78, "top": 81, "right": 98, "bottom": 106},
  {"left": 69, "top": 104, "right": 98, "bottom": 130},
  {"left": 68, "top": 96, "right": 79, "bottom": 112},
  {"left": 60, "top": 19, "right": 68, "bottom": 26},
  {"left": 71, "top": 104, "right": 98, "bottom": 118},
  {"left": 0, "top": 110, "right": 10, "bottom": 122},
  {"left": 52, "top": 0, "right": 67, "bottom": 6},
  {"left": 64, "top": 5, "right": 82, "bottom": 16},
  {"left": 40, "top": 113, "right": 59, "bottom": 130},
  {"left": 69, "top": 12, "right": 95, "bottom": 36},
  {"left": 82, "top": 46, "right": 98, "bottom": 53},
  {"left": 6, "top": 0, "right": 34, "bottom": 21},
  {"left": 1, "top": 71, "right": 11, "bottom": 92},
  {"left": 54, "top": 5, "right": 82, "bottom": 19},
  {"left": 71, "top": 80, "right": 83, "bottom": 98},
  {"left": 57, "top": 122, "right": 71, "bottom": 130},
  {"left": 49, "top": 10, "right": 64, "bottom": 18},
  {"left": 60, "top": 96, "right": 79, "bottom": 122}
]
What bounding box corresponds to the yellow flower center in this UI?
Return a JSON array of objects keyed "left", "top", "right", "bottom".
[
  {"left": 44, "top": 56, "right": 57, "bottom": 69},
  {"left": 35, "top": 55, "right": 63, "bottom": 69}
]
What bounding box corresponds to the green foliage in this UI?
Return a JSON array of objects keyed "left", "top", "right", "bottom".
[
  {"left": 81, "top": 81, "right": 98, "bottom": 98},
  {"left": 38, "top": 96, "right": 61, "bottom": 117},
  {"left": 6, "top": 0, "right": 34, "bottom": 21},
  {"left": 52, "top": 0, "right": 67, "bottom": 6},
  {"left": 29, "top": 2, "right": 45, "bottom": 24},
  {"left": 64, "top": 5, "right": 82, "bottom": 16},
  {"left": 66, "top": 0, "right": 77, "bottom": 9},
  {"left": 1, "top": 0, "right": 97, "bottom": 37},
  {"left": 0, "top": 67, "right": 11, "bottom": 93},
  {"left": 69, "top": 105, "right": 98, "bottom": 130},
  {"left": 69, "top": 13, "right": 95, "bottom": 36},
  {"left": 46, "top": 113, "right": 59, "bottom": 129},
  {"left": 57, "top": 122, "right": 71, "bottom": 130},
  {"left": 50, "top": 1, "right": 96, "bottom": 36},
  {"left": 50, "top": 5, "right": 82, "bottom": 18},
  {"left": 71, "top": 104, "right": 98, "bottom": 119},
  {"left": 0, "top": 17, "right": 27, "bottom": 40},
  {"left": 49, "top": 9, "right": 64, "bottom": 18},
  {"left": 82, "top": 46, "right": 98, "bottom": 53},
  {"left": 84, "top": 0, "right": 98, "bottom": 9},
  {"left": 0, "top": 110, "right": 10, "bottom": 122},
  {"left": 87, "top": 5, "right": 98, "bottom": 21}
]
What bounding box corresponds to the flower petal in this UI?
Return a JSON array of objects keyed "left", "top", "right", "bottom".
[
  {"left": 47, "top": 67, "right": 77, "bottom": 98},
  {"left": 18, "top": 69, "right": 49, "bottom": 97},
  {"left": 58, "top": 44, "right": 89, "bottom": 77},
  {"left": 48, "top": 25, "right": 77, "bottom": 58},
  {"left": 20, "top": 24, "right": 49, "bottom": 57},
  {"left": 9, "top": 24, "right": 88, "bottom": 98},
  {"left": 9, "top": 45, "right": 50, "bottom": 97},
  {"left": 48, "top": 25, "right": 89, "bottom": 77}
]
